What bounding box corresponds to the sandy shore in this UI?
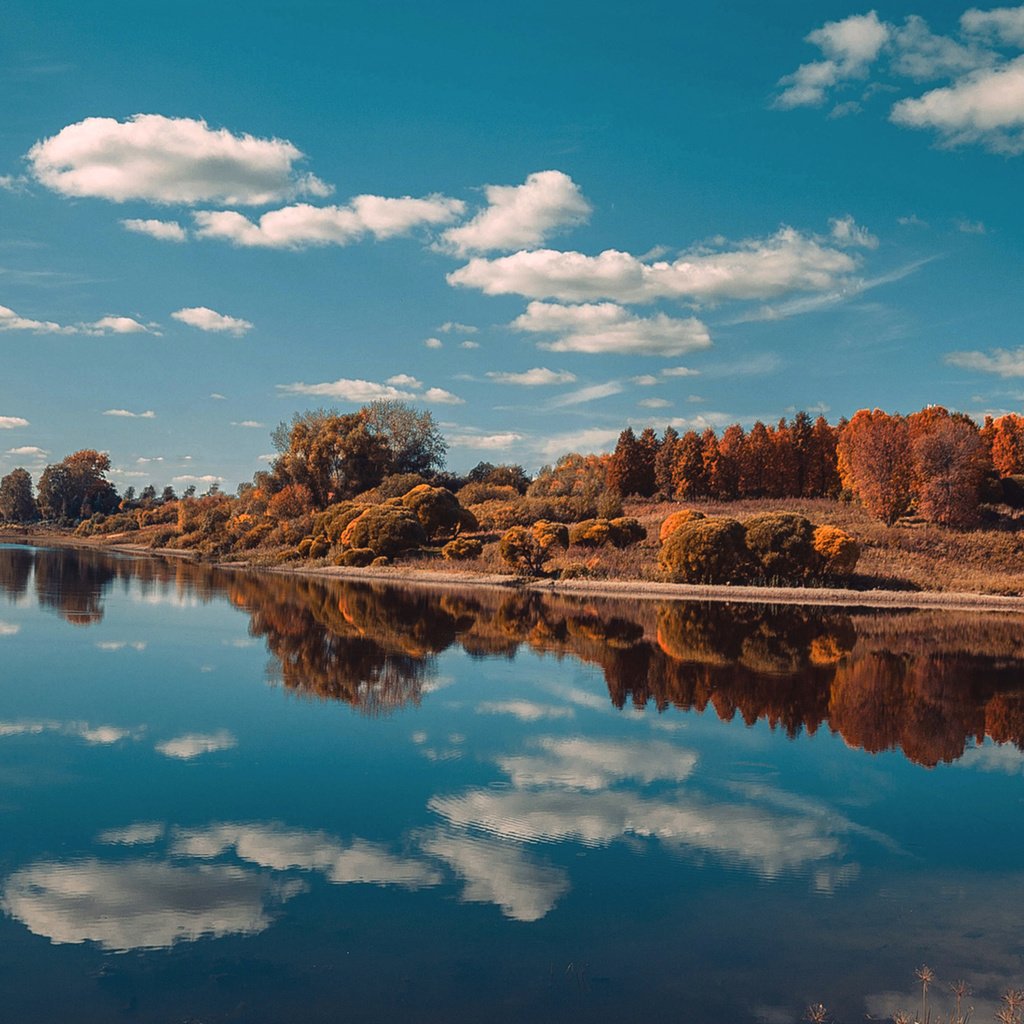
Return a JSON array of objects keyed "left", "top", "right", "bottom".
[{"left": 4, "top": 527, "right": 1022, "bottom": 613}]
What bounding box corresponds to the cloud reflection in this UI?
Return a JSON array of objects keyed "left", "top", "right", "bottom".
[{"left": 155, "top": 730, "right": 236, "bottom": 759}]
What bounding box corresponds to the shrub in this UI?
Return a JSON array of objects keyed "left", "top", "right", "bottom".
[
  {"left": 312, "top": 502, "right": 367, "bottom": 545},
  {"left": 608, "top": 517, "right": 645, "bottom": 547},
  {"left": 266, "top": 483, "right": 314, "bottom": 521},
  {"left": 596, "top": 489, "right": 624, "bottom": 519},
  {"left": 401, "top": 484, "right": 464, "bottom": 541},
  {"left": 812, "top": 525, "right": 860, "bottom": 576},
  {"left": 532, "top": 519, "right": 569, "bottom": 554},
  {"left": 456, "top": 482, "right": 519, "bottom": 506},
  {"left": 658, "top": 516, "right": 750, "bottom": 583},
  {"left": 442, "top": 536, "right": 483, "bottom": 561},
  {"left": 570, "top": 518, "right": 612, "bottom": 547},
  {"left": 355, "top": 473, "right": 429, "bottom": 503},
  {"left": 371, "top": 555, "right": 390, "bottom": 567},
  {"left": 148, "top": 526, "right": 178, "bottom": 549},
  {"left": 498, "top": 525, "right": 546, "bottom": 575},
  {"left": 743, "top": 512, "right": 817, "bottom": 582},
  {"left": 558, "top": 561, "right": 591, "bottom": 580},
  {"left": 335, "top": 547, "right": 376, "bottom": 567},
  {"left": 340, "top": 505, "right": 426, "bottom": 557},
  {"left": 659, "top": 508, "right": 706, "bottom": 543}
]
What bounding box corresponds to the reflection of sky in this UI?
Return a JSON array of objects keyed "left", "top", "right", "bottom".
[{"left": 3, "top": 548, "right": 1024, "bottom": 1021}]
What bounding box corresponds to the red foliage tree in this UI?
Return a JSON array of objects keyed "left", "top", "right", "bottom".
[{"left": 837, "top": 410, "right": 914, "bottom": 524}]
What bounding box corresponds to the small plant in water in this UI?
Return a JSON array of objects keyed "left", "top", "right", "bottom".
[{"left": 804, "top": 1003, "right": 830, "bottom": 1023}]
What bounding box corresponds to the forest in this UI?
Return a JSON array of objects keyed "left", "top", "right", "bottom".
[{"left": 2, "top": 400, "right": 1024, "bottom": 593}]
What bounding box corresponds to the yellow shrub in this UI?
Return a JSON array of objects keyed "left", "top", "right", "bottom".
[
  {"left": 658, "top": 508, "right": 706, "bottom": 543},
  {"left": 813, "top": 525, "right": 860, "bottom": 576}
]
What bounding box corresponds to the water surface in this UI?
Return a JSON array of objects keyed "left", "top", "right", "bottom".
[{"left": 1, "top": 544, "right": 1022, "bottom": 1023}]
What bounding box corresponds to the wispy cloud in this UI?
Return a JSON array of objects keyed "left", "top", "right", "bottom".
[
  {"left": 103, "top": 409, "right": 156, "bottom": 419},
  {"left": 277, "top": 377, "right": 463, "bottom": 404}
]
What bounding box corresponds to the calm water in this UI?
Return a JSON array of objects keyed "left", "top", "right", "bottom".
[{"left": 1, "top": 544, "right": 1023, "bottom": 1023}]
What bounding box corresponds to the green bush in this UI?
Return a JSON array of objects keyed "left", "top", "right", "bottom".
[
  {"left": 743, "top": 512, "right": 816, "bottom": 582},
  {"left": 658, "top": 516, "right": 750, "bottom": 583}
]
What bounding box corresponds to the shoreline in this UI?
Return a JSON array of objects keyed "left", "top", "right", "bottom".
[{"left": 4, "top": 527, "right": 1022, "bottom": 613}]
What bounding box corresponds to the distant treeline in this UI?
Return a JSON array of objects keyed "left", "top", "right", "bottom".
[{"left": 2, "top": 402, "right": 1023, "bottom": 533}]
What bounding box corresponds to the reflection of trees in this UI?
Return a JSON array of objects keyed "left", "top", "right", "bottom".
[
  {"left": 6, "top": 543, "right": 1024, "bottom": 765},
  {"left": 0, "top": 545, "right": 34, "bottom": 599}
]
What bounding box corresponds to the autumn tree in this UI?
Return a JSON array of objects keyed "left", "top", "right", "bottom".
[
  {"left": 362, "top": 400, "right": 447, "bottom": 476},
  {"left": 990, "top": 414, "right": 1024, "bottom": 476},
  {"left": 271, "top": 409, "right": 391, "bottom": 507},
  {"left": 910, "top": 412, "right": 988, "bottom": 527},
  {"left": 607, "top": 428, "right": 657, "bottom": 497},
  {"left": 714, "top": 424, "right": 745, "bottom": 499},
  {"left": 655, "top": 426, "right": 679, "bottom": 498},
  {"left": 671, "top": 431, "right": 707, "bottom": 499},
  {"left": 741, "top": 421, "right": 773, "bottom": 498},
  {"left": 0, "top": 468, "right": 38, "bottom": 523},
  {"left": 37, "top": 450, "right": 119, "bottom": 521},
  {"left": 837, "top": 410, "right": 914, "bottom": 524}
]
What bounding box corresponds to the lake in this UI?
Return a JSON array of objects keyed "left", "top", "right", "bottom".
[{"left": 0, "top": 543, "right": 1022, "bottom": 1023}]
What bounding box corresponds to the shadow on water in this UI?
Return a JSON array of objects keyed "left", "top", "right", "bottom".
[{"left": 2, "top": 543, "right": 1023, "bottom": 766}]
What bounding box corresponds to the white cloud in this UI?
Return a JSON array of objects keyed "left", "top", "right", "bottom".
[
  {"left": 486, "top": 367, "right": 577, "bottom": 386},
  {"left": 459, "top": 340, "right": 480, "bottom": 349},
  {"left": 6, "top": 445, "right": 47, "bottom": 456},
  {"left": 446, "top": 431, "right": 525, "bottom": 450},
  {"left": 661, "top": 365, "right": 700, "bottom": 377},
  {"left": 631, "top": 374, "right": 659, "bottom": 386},
  {"left": 232, "top": 420, "right": 264, "bottom": 428},
  {"left": 891, "top": 14, "right": 994, "bottom": 80},
  {"left": 476, "top": 701, "right": 575, "bottom": 722},
  {"left": 424, "top": 337, "right": 443, "bottom": 348},
  {"left": 548, "top": 381, "right": 623, "bottom": 407},
  {"left": 829, "top": 214, "right": 878, "bottom": 248},
  {"left": 0, "top": 623, "right": 20, "bottom": 637},
  {"left": 121, "top": 218, "right": 187, "bottom": 242},
  {"left": 171, "top": 306, "right": 252, "bottom": 336},
  {"left": 1, "top": 858, "right": 294, "bottom": 951},
  {"left": 512, "top": 301, "right": 712, "bottom": 356},
  {"left": 498, "top": 737, "right": 698, "bottom": 791},
  {"left": 442, "top": 170, "right": 591, "bottom": 255},
  {"left": 961, "top": 5, "right": 1024, "bottom": 47},
  {"left": 956, "top": 217, "right": 987, "bottom": 234},
  {"left": 210, "top": 392, "right": 227, "bottom": 400},
  {"left": 450, "top": 228, "right": 858, "bottom": 305},
  {"left": 28, "top": 114, "right": 330, "bottom": 205},
  {"left": 421, "top": 832, "right": 569, "bottom": 922},
  {"left": 193, "top": 193, "right": 463, "bottom": 249},
  {"left": 945, "top": 346, "right": 1024, "bottom": 376},
  {"left": 776, "top": 11, "right": 891, "bottom": 108},
  {"left": 536, "top": 427, "right": 621, "bottom": 460},
  {"left": 639, "top": 397, "right": 671, "bottom": 408},
  {"left": 438, "top": 321, "right": 478, "bottom": 334},
  {"left": 891, "top": 55, "right": 1024, "bottom": 153},
  {"left": 94, "top": 641, "right": 147, "bottom": 651},
  {"left": 155, "top": 730, "right": 236, "bottom": 760},
  {"left": 667, "top": 412, "right": 740, "bottom": 430},
  {"left": 85, "top": 315, "right": 159, "bottom": 335},
  {"left": 0, "top": 417, "right": 30, "bottom": 429},
  {"left": 103, "top": 409, "right": 156, "bottom": 419},
  {"left": 278, "top": 377, "right": 462, "bottom": 405},
  {"left": 173, "top": 474, "right": 222, "bottom": 485},
  {"left": 0, "top": 303, "right": 73, "bottom": 334},
  {"left": 172, "top": 823, "right": 441, "bottom": 889},
  {"left": 386, "top": 373, "right": 422, "bottom": 388},
  {"left": 0, "top": 174, "right": 28, "bottom": 193},
  {"left": 97, "top": 823, "right": 165, "bottom": 845}
]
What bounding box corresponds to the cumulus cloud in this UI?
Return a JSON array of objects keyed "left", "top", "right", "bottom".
[
  {"left": 945, "top": 345, "right": 1024, "bottom": 375},
  {"left": 86, "top": 315, "right": 159, "bottom": 335},
  {"left": 171, "top": 306, "right": 252, "bottom": 336},
  {"left": 775, "top": 11, "right": 891, "bottom": 108},
  {"left": 97, "top": 823, "right": 165, "bottom": 846},
  {"left": 6, "top": 445, "right": 47, "bottom": 456},
  {"left": 512, "top": 301, "right": 712, "bottom": 356},
  {"left": 891, "top": 55, "right": 1024, "bottom": 152},
  {"left": 27, "top": 114, "right": 330, "bottom": 205},
  {"left": 438, "top": 320, "right": 478, "bottom": 334},
  {"left": 155, "top": 730, "right": 236, "bottom": 760},
  {"left": 486, "top": 367, "right": 577, "bottom": 385},
  {"left": 232, "top": 420, "right": 264, "bottom": 428},
  {"left": 386, "top": 373, "right": 422, "bottom": 388},
  {"left": 173, "top": 474, "right": 222, "bottom": 485},
  {"left": 536, "top": 427, "right": 621, "bottom": 460},
  {"left": 424, "top": 337, "right": 443, "bottom": 349},
  {"left": 460, "top": 340, "right": 480, "bottom": 349},
  {"left": 961, "top": 4, "right": 1024, "bottom": 46},
  {"left": 1, "top": 858, "right": 294, "bottom": 951},
  {"left": 0, "top": 303, "right": 73, "bottom": 334},
  {"left": 193, "top": 193, "right": 464, "bottom": 249},
  {"left": 102, "top": 409, "right": 156, "bottom": 419},
  {"left": 277, "top": 377, "right": 462, "bottom": 404},
  {"left": 0, "top": 417, "right": 29, "bottom": 429},
  {"left": 442, "top": 170, "right": 591, "bottom": 255},
  {"left": 421, "top": 832, "right": 569, "bottom": 922},
  {"left": 450, "top": 228, "right": 858, "bottom": 305},
  {"left": 121, "top": 218, "right": 187, "bottom": 242},
  {"left": 172, "top": 823, "right": 441, "bottom": 889},
  {"left": 829, "top": 214, "right": 879, "bottom": 248},
  {"left": 891, "top": 14, "right": 995, "bottom": 80}
]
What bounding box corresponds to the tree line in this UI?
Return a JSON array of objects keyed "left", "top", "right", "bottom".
[{"left": 2, "top": 402, "right": 1024, "bottom": 531}]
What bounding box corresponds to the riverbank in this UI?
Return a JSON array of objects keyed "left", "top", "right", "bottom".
[{"left": 4, "top": 525, "right": 1023, "bottom": 613}]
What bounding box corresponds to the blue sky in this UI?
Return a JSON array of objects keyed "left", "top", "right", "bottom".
[{"left": 2, "top": 0, "right": 1024, "bottom": 490}]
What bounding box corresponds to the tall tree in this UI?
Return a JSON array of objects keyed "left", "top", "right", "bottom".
[
  {"left": 363, "top": 400, "right": 447, "bottom": 475},
  {"left": 910, "top": 412, "right": 988, "bottom": 526},
  {"left": 606, "top": 428, "right": 644, "bottom": 496},
  {"left": 837, "top": 410, "right": 913, "bottom": 524},
  {"left": 671, "top": 431, "right": 707, "bottom": 498},
  {"left": 37, "top": 450, "right": 119, "bottom": 521},
  {"left": 0, "top": 468, "right": 38, "bottom": 523},
  {"left": 990, "top": 414, "right": 1024, "bottom": 476},
  {"left": 741, "top": 421, "right": 773, "bottom": 498},
  {"left": 655, "top": 426, "right": 679, "bottom": 499}
]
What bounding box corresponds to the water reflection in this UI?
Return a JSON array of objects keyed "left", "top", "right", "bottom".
[{"left": 3, "top": 544, "right": 1023, "bottom": 767}]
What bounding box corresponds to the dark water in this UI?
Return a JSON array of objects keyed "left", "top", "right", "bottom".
[{"left": 0, "top": 543, "right": 1022, "bottom": 1023}]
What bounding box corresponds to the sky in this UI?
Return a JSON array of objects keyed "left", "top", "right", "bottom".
[{"left": 2, "top": 0, "right": 1024, "bottom": 491}]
